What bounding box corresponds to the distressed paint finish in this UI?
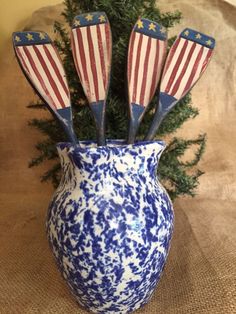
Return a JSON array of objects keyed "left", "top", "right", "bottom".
[
  {"left": 127, "top": 18, "right": 167, "bottom": 144},
  {"left": 12, "top": 31, "right": 77, "bottom": 144},
  {"left": 46, "top": 140, "right": 174, "bottom": 314},
  {"left": 146, "top": 28, "right": 215, "bottom": 140},
  {"left": 160, "top": 28, "right": 215, "bottom": 100},
  {"left": 71, "top": 12, "right": 112, "bottom": 146}
]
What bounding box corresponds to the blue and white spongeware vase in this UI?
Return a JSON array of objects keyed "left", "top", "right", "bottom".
[{"left": 46, "top": 140, "right": 174, "bottom": 314}]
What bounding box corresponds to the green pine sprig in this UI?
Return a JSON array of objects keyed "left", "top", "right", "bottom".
[{"left": 28, "top": 0, "right": 206, "bottom": 200}]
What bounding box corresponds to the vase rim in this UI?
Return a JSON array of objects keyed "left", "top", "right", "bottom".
[{"left": 56, "top": 139, "right": 166, "bottom": 152}]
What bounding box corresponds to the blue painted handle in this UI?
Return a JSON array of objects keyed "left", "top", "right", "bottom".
[{"left": 145, "top": 93, "right": 177, "bottom": 140}]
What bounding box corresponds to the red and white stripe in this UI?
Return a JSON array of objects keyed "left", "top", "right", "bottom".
[
  {"left": 71, "top": 23, "right": 111, "bottom": 104},
  {"left": 160, "top": 37, "right": 213, "bottom": 99},
  {"left": 127, "top": 31, "right": 166, "bottom": 107},
  {"left": 16, "top": 44, "right": 70, "bottom": 110}
]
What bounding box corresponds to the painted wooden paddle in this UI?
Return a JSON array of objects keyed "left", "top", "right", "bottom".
[
  {"left": 145, "top": 28, "right": 215, "bottom": 140},
  {"left": 71, "top": 12, "right": 112, "bottom": 146},
  {"left": 127, "top": 18, "right": 167, "bottom": 144},
  {"left": 12, "top": 31, "right": 77, "bottom": 145}
]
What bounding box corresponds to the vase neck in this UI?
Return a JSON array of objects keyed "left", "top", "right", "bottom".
[{"left": 56, "top": 140, "right": 166, "bottom": 185}]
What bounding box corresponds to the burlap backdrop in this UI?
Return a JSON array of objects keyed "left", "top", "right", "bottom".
[{"left": 0, "top": 0, "right": 235, "bottom": 313}]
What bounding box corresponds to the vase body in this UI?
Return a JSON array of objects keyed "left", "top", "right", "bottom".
[{"left": 46, "top": 140, "right": 174, "bottom": 314}]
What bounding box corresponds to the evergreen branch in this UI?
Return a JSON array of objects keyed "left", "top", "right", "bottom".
[
  {"left": 164, "top": 134, "right": 205, "bottom": 157},
  {"left": 159, "top": 11, "right": 182, "bottom": 28},
  {"left": 26, "top": 0, "right": 207, "bottom": 199},
  {"left": 29, "top": 139, "right": 58, "bottom": 168},
  {"left": 179, "top": 134, "right": 206, "bottom": 167},
  {"left": 158, "top": 134, "right": 207, "bottom": 199},
  {"left": 27, "top": 101, "right": 47, "bottom": 110},
  {"left": 28, "top": 118, "right": 67, "bottom": 142},
  {"left": 62, "top": 0, "right": 80, "bottom": 26},
  {"left": 54, "top": 21, "right": 71, "bottom": 52},
  {"left": 29, "top": 155, "right": 45, "bottom": 168},
  {"left": 41, "top": 163, "right": 61, "bottom": 187},
  {"left": 138, "top": 93, "right": 198, "bottom": 137}
]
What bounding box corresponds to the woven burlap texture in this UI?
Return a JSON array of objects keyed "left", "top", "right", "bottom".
[{"left": 0, "top": 0, "right": 236, "bottom": 313}]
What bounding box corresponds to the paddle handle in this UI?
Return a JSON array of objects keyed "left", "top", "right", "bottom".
[
  {"left": 127, "top": 119, "right": 139, "bottom": 144},
  {"left": 145, "top": 105, "right": 165, "bottom": 141},
  {"left": 97, "top": 124, "right": 106, "bottom": 146},
  {"left": 90, "top": 101, "right": 106, "bottom": 146},
  {"left": 55, "top": 116, "right": 78, "bottom": 146},
  {"left": 54, "top": 108, "right": 78, "bottom": 146},
  {"left": 127, "top": 104, "right": 145, "bottom": 144},
  {"left": 64, "top": 124, "right": 78, "bottom": 145}
]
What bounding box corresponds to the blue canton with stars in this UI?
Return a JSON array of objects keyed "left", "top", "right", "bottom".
[
  {"left": 180, "top": 28, "right": 215, "bottom": 48},
  {"left": 72, "top": 11, "right": 108, "bottom": 28},
  {"left": 134, "top": 18, "right": 167, "bottom": 41},
  {"left": 12, "top": 31, "right": 51, "bottom": 46}
]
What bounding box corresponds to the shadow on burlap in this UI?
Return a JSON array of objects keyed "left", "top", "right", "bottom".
[{"left": 0, "top": 0, "right": 235, "bottom": 313}]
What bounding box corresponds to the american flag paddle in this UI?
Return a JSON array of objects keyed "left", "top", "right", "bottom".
[
  {"left": 145, "top": 28, "right": 215, "bottom": 140},
  {"left": 127, "top": 18, "right": 167, "bottom": 144},
  {"left": 12, "top": 31, "right": 77, "bottom": 145},
  {"left": 71, "top": 12, "right": 112, "bottom": 146}
]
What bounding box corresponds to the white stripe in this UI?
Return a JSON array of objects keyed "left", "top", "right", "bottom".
[
  {"left": 37, "top": 45, "right": 70, "bottom": 107},
  {"left": 158, "top": 41, "right": 166, "bottom": 77},
  {"left": 173, "top": 44, "right": 202, "bottom": 99},
  {"left": 17, "top": 47, "right": 56, "bottom": 110},
  {"left": 143, "top": 38, "right": 157, "bottom": 106},
  {"left": 100, "top": 23, "right": 109, "bottom": 88},
  {"left": 160, "top": 38, "right": 186, "bottom": 92},
  {"left": 190, "top": 47, "right": 210, "bottom": 87},
  {"left": 156, "top": 40, "right": 165, "bottom": 88},
  {"left": 26, "top": 46, "right": 62, "bottom": 109},
  {"left": 129, "top": 32, "right": 140, "bottom": 103},
  {"left": 145, "top": 40, "right": 165, "bottom": 105},
  {"left": 72, "top": 29, "right": 86, "bottom": 90},
  {"left": 46, "top": 44, "right": 69, "bottom": 93},
  {"left": 136, "top": 34, "right": 148, "bottom": 104},
  {"left": 90, "top": 25, "right": 105, "bottom": 100},
  {"left": 80, "top": 27, "right": 96, "bottom": 103},
  {"left": 168, "top": 40, "right": 193, "bottom": 95}
]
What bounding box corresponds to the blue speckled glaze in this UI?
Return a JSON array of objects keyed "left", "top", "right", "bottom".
[{"left": 46, "top": 140, "right": 174, "bottom": 314}]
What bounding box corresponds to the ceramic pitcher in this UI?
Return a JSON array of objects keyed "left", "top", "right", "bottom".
[{"left": 46, "top": 140, "right": 174, "bottom": 314}]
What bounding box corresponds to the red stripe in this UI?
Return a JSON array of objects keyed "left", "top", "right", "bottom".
[
  {"left": 97, "top": 24, "right": 106, "bottom": 91},
  {"left": 182, "top": 46, "right": 204, "bottom": 96},
  {"left": 139, "top": 37, "right": 152, "bottom": 106},
  {"left": 16, "top": 48, "right": 30, "bottom": 75},
  {"left": 44, "top": 45, "right": 69, "bottom": 98},
  {"left": 105, "top": 23, "right": 111, "bottom": 73},
  {"left": 132, "top": 33, "right": 143, "bottom": 103},
  {"left": 162, "top": 37, "right": 181, "bottom": 78},
  {"left": 170, "top": 42, "right": 196, "bottom": 97},
  {"left": 104, "top": 23, "right": 111, "bottom": 97},
  {"left": 33, "top": 45, "right": 66, "bottom": 108},
  {"left": 22, "top": 46, "right": 57, "bottom": 109},
  {"left": 71, "top": 30, "right": 83, "bottom": 84},
  {"left": 87, "top": 26, "right": 99, "bottom": 101},
  {"left": 75, "top": 28, "right": 91, "bottom": 101},
  {"left": 149, "top": 40, "right": 160, "bottom": 100},
  {"left": 164, "top": 39, "right": 188, "bottom": 94},
  {"left": 128, "top": 31, "right": 136, "bottom": 85},
  {"left": 200, "top": 48, "right": 212, "bottom": 73}
]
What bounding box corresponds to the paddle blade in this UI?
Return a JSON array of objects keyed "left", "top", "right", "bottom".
[
  {"left": 71, "top": 12, "right": 112, "bottom": 104},
  {"left": 12, "top": 31, "right": 77, "bottom": 144},
  {"left": 127, "top": 18, "right": 167, "bottom": 143},
  {"left": 145, "top": 28, "right": 215, "bottom": 140},
  {"left": 71, "top": 12, "right": 112, "bottom": 146},
  {"left": 13, "top": 31, "right": 71, "bottom": 112},
  {"left": 160, "top": 28, "right": 215, "bottom": 102}
]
